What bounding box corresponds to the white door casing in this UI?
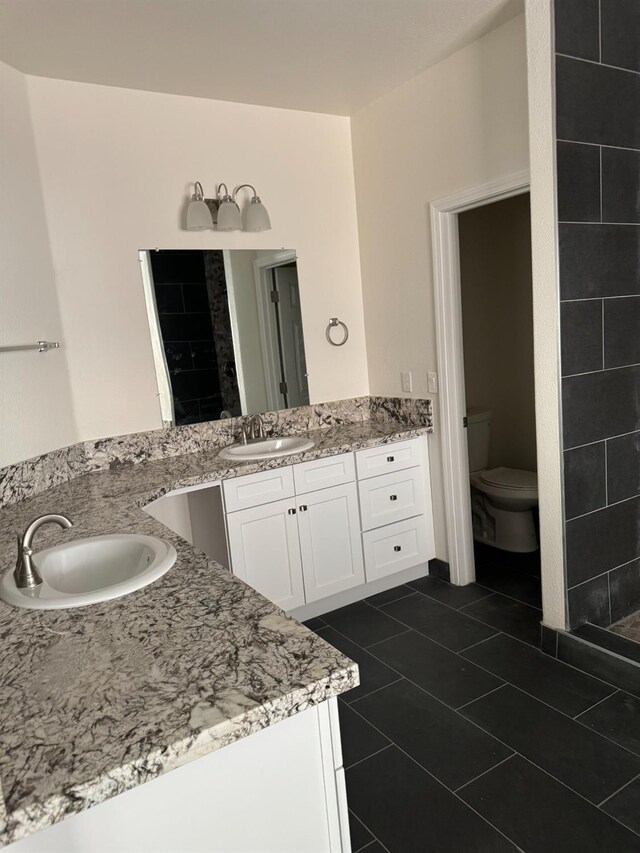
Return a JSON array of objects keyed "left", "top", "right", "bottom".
[{"left": 429, "top": 171, "right": 530, "bottom": 587}]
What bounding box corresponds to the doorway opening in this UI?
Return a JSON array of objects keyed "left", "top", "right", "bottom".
[
  {"left": 430, "top": 170, "right": 547, "bottom": 625},
  {"left": 458, "top": 193, "right": 541, "bottom": 611}
]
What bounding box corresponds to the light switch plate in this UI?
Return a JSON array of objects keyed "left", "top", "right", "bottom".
[
  {"left": 401, "top": 370, "right": 413, "bottom": 393},
  {"left": 427, "top": 372, "right": 438, "bottom": 393}
]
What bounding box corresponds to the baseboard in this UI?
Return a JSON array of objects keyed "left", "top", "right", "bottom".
[
  {"left": 428, "top": 557, "right": 450, "bottom": 582},
  {"left": 556, "top": 629, "right": 640, "bottom": 699},
  {"left": 289, "top": 562, "right": 430, "bottom": 621}
]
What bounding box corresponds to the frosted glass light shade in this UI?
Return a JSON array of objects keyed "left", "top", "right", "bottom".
[
  {"left": 245, "top": 198, "right": 272, "bottom": 232},
  {"left": 217, "top": 200, "right": 242, "bottom": 231},
  {"left": 186, "top": 199, "right": 213, "bottom": 231}
]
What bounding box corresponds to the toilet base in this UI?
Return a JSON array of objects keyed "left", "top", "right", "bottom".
[{"left": 471, "top": 490, "right": 539, "bottom": 553}]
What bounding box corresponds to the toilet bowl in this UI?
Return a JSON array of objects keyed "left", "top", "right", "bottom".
[
  {"left": 470, "top": 467, "right": 539, "bottom": 553},
  {"left": 467, "top": 410, "right": 539, "bottom": 553}
]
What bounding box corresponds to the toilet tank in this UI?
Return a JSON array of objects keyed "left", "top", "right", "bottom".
[{"left": 467, "top": 409, "right": 491, "bottom": 472}]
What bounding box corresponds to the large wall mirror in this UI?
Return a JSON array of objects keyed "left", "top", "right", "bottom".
[{"left": 140, "top": 249, "right": 309, "bottom": 426}]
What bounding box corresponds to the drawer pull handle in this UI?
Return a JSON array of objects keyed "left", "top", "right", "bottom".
[
  {"left": 387, "top": 456, "right": 395, "bottom": 462},
  {"left": 288, "top": 508, "right": 297, "bottom": 515},
  {"left": 389, "top": 494, "right": 398, "bottom": 501},
  {"left": 394, "top": 545, "right": 402, "bottom": 552},
  {"left": 299, "top": 505, "right": 308, "bottom": 512}
]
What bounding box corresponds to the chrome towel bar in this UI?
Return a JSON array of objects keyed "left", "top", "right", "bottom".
[{"left": 0, "top": 341, "right": 60, "bottom": 353}]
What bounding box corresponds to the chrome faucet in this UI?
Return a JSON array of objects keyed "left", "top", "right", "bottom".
[
  {"left": 14, "top": 514, "right": 73, "bottom": 589},
  {"left": 247, "top": 414, "right": 265, "bottom": 441}
]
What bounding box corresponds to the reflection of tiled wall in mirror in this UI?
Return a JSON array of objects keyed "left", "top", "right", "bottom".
[
  {"left": 204, "top": 251, "right": 241, "bottom": 417},
  {"left": 149, "top": 251, "right": 240, "bottom": 425}
]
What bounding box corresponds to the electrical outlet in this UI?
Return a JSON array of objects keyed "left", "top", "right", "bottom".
[
  {"left": 401, "top": 370, "right": 413, "bottom": 393},
  {"left": 428, "top": 372, "right": 438, "bottom": 394}
]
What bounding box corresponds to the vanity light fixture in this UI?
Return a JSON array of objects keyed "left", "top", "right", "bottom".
[
  {"left": 185, "top": 181, "right": 272, "bottom": 232},
  {"left": 186, "top": 181, "right": 214, "bottom": 231}
]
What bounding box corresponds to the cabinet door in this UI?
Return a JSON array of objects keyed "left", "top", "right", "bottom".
[
  {"left": 226, "top": 498, "right": 305, "bottom": 611},
  {"left": 296, "top": 483, "right": 365, "bottom": 603}
]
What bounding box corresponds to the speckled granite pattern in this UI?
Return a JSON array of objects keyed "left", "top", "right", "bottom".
[
  {"left": 0, "top": 397, "right": 377, "bottom": 508},
  {"left": 610, "top": 610, "right": 640, "bottom": 644},
  {"left": 0, "top": 417, "right": 432, "bottom": 847}
]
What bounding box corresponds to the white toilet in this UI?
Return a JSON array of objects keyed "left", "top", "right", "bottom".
[{"left": 467, "top": 410, "right": 539, "bottom": 553}]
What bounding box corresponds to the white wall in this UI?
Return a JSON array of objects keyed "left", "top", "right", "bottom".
[
  {"left": 351, "top": 14, "right": 530, "bottom": 558},
  {"left": 459, "top": 193, "right": 537, "bottom": 472},
  {"left": 0, "top": 61, "right": 77, "bottom": 466},
  {"left": 25, "top": 77, "right": 368, "bottom": 444}
]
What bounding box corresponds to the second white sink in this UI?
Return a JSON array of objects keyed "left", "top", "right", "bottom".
[
  {"left": 219, "top": 436, "right": 315, "bottom": 461},
  {"left": 0, "top": 534, "right": 177, "bottom": 610}
]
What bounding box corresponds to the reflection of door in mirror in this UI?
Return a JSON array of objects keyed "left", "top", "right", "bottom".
[
  {"left": 140, "top": 249, "right": 309, "bottom": 427},
  {"left": 272, "top": 264, "right": 309, "bottom": 409}
]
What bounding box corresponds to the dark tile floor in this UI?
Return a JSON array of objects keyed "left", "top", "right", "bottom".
[{"left": 307, "top": 560, "right": 640, "bottom": 853}]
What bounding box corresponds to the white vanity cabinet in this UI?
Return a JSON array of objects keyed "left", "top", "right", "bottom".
[
  {"left": 297, "top": 482, "right": 364, "bottom": 603},
  {"left": 225, "top": 496, "right": 306, "bottom": 611},
  {"left": 223, "top": 455, "right": 364, "bottom": 610},
  {"left": 222, "top": 437, "right": 435, "bottom": 615}
]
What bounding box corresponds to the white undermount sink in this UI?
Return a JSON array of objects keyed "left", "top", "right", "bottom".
[
  {"left": 219, "top": 436, "right": 315, "bottom": 461},
  {"left": 0, "top": 534, "right": 177, "bottom": 610}
]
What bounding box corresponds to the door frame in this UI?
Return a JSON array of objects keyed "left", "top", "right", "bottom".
[
  {"left": 429, "top": 170, "right": 531, "bottom": 586},
  {"left": 253, "top": 250, "right": 298, "bottom": 410}
]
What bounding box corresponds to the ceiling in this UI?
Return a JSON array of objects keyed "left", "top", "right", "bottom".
[{"left": 0, "top": 0, "right": 523, "bottom": 116}]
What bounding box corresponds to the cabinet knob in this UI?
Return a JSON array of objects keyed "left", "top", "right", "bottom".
[
  {"left": 389, "top": 494, "right": 398, "bottom": 501},
  {"left": 394, "top": 545, "right": 402, "bottom": 552},
  {"left": 299, "top": 505, "right": 308, "bottom": 512},
  {"left": 288, "top": 508, "right": 297, "bottom": 515},
  {"left": 387, "top": 456, "right": 395, "bottom": 462}
]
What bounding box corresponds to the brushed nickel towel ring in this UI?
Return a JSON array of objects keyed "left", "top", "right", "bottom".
[{"left": 326, "top": 318, "right": 349, "bottom": 347}]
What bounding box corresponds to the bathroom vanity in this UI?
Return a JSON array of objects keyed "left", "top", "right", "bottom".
[
  {"left": 207, "top": 435, "right": 433, "bottom": 618},
  {"left": 0, "top": 404, "right": 433, "bottom": 852}
]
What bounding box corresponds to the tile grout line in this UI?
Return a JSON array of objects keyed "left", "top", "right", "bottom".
[
  {"left": 349, "top": 808, "right": 392, "bottom": 853},
  {"left": 560, "top": 361, "right": 640, "bottom": 381},
  {"left": 345, "top": 700, "right": 523, "bottom": 850},
  {"left": 459, "top": 588, "right": 543, "bottom": 616},
  {"left": 366, "top": 590, "right": 416, "bottom": 608},
  {"left": 598, "top": 771, "right": 640, "bottom": 809},
  {"left": 558, "top": 220, "right": 640, "bottom": 226},
  {"left": 599, "top": 146, "right": 603, "bottom": 223},
  {"left": 457, "top": 632, "right": 504, "bottom": 654},
  {"left": 362, "top": 627, "right": 412, "bottom": 649},
  {"left": 344, "top": 743, "right": 393, "bottom": 773},
  {"left": 463, "top": 680, "right": 640, "bottom": 764},
  {"left": 337, "top": 609, "right": 640, "bottom": 839},
  {"left": 455, "top": 683, "right": 508, "bottom": 711},
  {"left": 598, "top": 0, "right": 602, "bottom": 65},
  {"left": 449, "top": 703, "right": 640, "bottom": 831},
  {"left": 333, "top": 586, "right": 640, "bottom": 841},
  {"left": 565, "top": 490, "right": 640, "bottom": 523},
  {"left": 556, "top": 51, "right": 640, "bottom": 77},
  {"left": 347, "top": 676, "right": 404, "bottom": 706},
  {"left": 454, "top": 753, "right": 516, "bottom": 794},
  {"left": 325, "top": 593, "right": 633, "bottom": 719},
  {"left": 573, "top": 689, "right": 619, "bottom": 720},
  {"left": 557, "top": 138, "right": 640, "bottom": 154}
]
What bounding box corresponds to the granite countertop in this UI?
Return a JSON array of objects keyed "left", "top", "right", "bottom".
[{"left": 0, "top": 418, "right": 430, "bottom": 847}]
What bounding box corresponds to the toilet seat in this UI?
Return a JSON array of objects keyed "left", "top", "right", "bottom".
[{"left": 480, "top": 467, "right": 537, "bottom": 492}]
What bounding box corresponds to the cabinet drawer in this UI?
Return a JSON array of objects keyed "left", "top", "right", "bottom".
[
  {"left": 358, "top": 467, "right": 425, "bottom": 531},
  {"left": 223, "top": 466, "right": 294, "bottom": 512},
  {"left": 363, "top": 515, "right": 430, "bottom": 582},
  {"left": 356, "top": 438, "right": 423, "bottom": 479},
  {"left": 293, "top": 453, "right": 355, "bottom": 494}
]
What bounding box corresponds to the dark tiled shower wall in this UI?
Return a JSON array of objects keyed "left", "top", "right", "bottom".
[{"left": 555, "top": 0, "right": 640, "bottom": 628}]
